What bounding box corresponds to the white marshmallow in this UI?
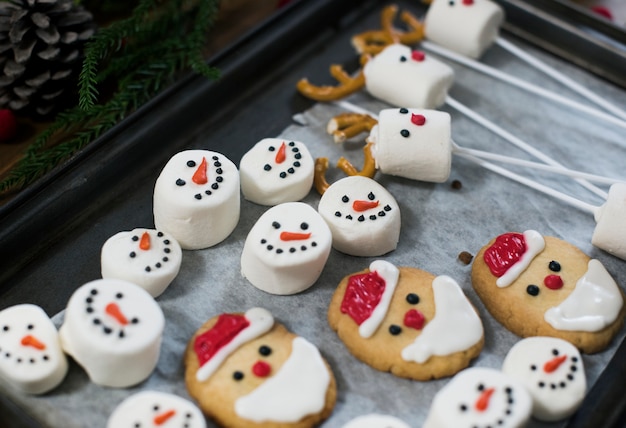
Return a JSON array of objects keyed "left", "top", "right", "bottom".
[
  {"left": 368, "top": 108, "right": 452, "bottom": 183},
  {"left": 101, "top": 228, "right": 182, "bottom": 298},
  {"left": 107, "top": 391, "right": 206, "bottom": 428},
  {"left": 592, "top": 182, "right": 626, "bottom": 260},
  {"left": 241, "top": 202, "right": 332, "bottom": 295},
  {"left": 341, "top": 414, "right": 410, "bottom": 428},
  {"left": 423, "top": 367, "right": 532, "bottom": 428},
  {"left": 363, "top": 44, "right": 454, "bottom": 109},
  {"left": 424, "top": 0, "right": 505, "bottom": 59},
  {"left": 502, "top": 337, "right": 586, "bottom": 422},
  {"left": 59, "top": 279, "right": 164, "bottom": 388},
  {"left": 317, "top": 176, "right": 401, "bottom": 257},
  {"left": 239, "top": 138, "right": 314, "bottom": 206},
  {"left": 0, "top": 304, "right": 68, "bottom": 394},
  {"left": 153, "top": 150, "right": 240, "bottom": 250}
]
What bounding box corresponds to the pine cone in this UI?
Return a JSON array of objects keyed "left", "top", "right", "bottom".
[{"left": 0, "top": 0, "right": 96, "bottom": 118}]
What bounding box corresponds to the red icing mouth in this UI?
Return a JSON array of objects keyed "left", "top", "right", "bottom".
[
  {"left": 192, "top": 157, "right": 208, "bottom": 185},
  {"left": 544, "top": 275, "right": 563, "bottom": 290},
  {"left": 475, "top": 387, "right": 495, "bottom": 411},
  {"left": 352, "top": 200, "right": 379, "bottom": 212},
  {"left": 280, "top": 231, "right": 312, "bottom": 241},
  {"left": 153, "top": 409, "right": 176, "bottom": 425},
  {"left": 252, "top": 360, "right": 271, "bottom": 377},
  {"left": 105, "top": 302, "right": 129, "bottom": 325},
  {"left": 21, "top": 335, "right": 46, "bottom": 350},
  {"left": 403, "top": 309, "right": 425, "bottom": 330}
]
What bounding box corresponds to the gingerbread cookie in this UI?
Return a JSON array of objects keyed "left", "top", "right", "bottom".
[
  {"left": 184, "top": 308, "right": 336, "bottom": 428},
  {"left": 471, "top": 230, "right": 625, "bottom": 353},
  {"left": 328, "top": 260, "right": 483, "bottom": 380}
]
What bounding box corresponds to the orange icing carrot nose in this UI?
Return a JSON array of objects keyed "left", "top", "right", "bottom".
[
  {"left": 275, "top": 141, "right": 287, "bottom": 164},
  {"left": 21, "top": 335, "right": 46, "bottom": 350},
  {"left": 352, "top": 200, "right": 379, "bottom": 212},
  {"left": 280, "top": 231, "right": 312, "bottom": 241},
  {"left": 192, "top": 157, "right": 208, "bottom": 185},
  {"left": 139, "top": 231, "right": 151, "bottom": 250},
  {"left": 153, "top": 409, "right": 176, "bottom": 425},
  {"left": 475, "top": 387, "right": 495, "bottom": 412},
  {"left": 105, "top": 303, "right": 129, "bottom": 325},
  {"left": 544, "top": 355, "right": 567, "bottom": 373}
]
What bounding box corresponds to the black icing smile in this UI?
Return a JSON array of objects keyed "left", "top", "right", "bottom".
[
  {"left": 258, "top": 220, "right": 317, "bottom": 254},
  {"left": 84, "top": 288, "right": 140, "bottom": 338},
  {"left": 128, "top": 231, "right": 172, "bottom": 273},
  {"left": 333, "top": 192, "right": 392, "bottom": 222},
  {"left": 263, "top": 141, "right": 304, "bottom": 179},
  {"left": 174, "top": 155, "right": 224, "bottom": 201},
  {"left": 0, "top": 323, "right": 51, "bottom": 365}
]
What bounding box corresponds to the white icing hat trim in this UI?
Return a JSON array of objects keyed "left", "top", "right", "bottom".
[
  {"left": 544, "top": 260, "right": 623, "bottom": 332},
  {"left": 359, "top": 260, "right": 400, "bottom": 338},
  {"left": 496, "top": 230, "right": 545, "bottom": 287},
  {"left": 196, "top": 308, "right": 274, "bottom": 382},
  {"left": 402, "top": 275, "right": 483, "bottom": 363}
]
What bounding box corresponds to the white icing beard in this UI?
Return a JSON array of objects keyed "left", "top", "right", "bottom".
[
  {"left": 502, "top": 337, "right": 586, "bottom": 422},
  {"left": 241, "top": 202, "right": 332, "bottom": 295},
  {"left": 239, "top": 138, "right": 314, "bottom": 206},
  {"left": 234, "top": 337, "right": 330, "bottom": 423},
  {"left": 317, "top": 176, "right": 401, "bottom": 257},
  {"left": 100, "top": 228, "right": 182, "bottom": 298},
  {"left": 370, "top": 108, "right": 452, "bottom": 183},
  {"left": 363, "top": 44, "right": 454, "bottom": 109},
  {"left": 544, "top": 259, "right": 623, "bottom": 332},
  {"left": 0, "top": 304, "right": 68, "bottom": 394},
  {"left": 153, "top": 149, "right": 240, "bottom": 250},
  {"left": 107, "top": 391, "right": 206, "bottom": 428},
  {"left": 424, "top": 0, "right": 505, "bottom": 59},
  {"left": 59, "top": 279, "right": 164, "bottom": 387},
  {"left": 402, "top": 276, "right": 483, "bottom": 364}
]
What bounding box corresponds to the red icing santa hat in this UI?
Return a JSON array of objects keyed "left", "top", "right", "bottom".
[
  {"left": 483, "top": 230, "right": 545, "bottom": 288},
  {"left": 194, "top": 308, "right": 274, "bottom": 381},
  {"left": 340, "top": 260, "right": 400, "bottom": 338}
]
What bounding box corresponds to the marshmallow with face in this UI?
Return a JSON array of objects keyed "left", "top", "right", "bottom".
[
  {"left": 59, "top": 279, "right": 165, "bottom": 387},
  {"left": 153, "top": 150, "right": 240, "bottom": 250},
  {"left": 328, "top": 260, "right": 484, "bottom": 380},
  {"left": 342, "top": 414, "right": 410, "bottom": 428},
  {"left": 363, "top": 44, "right": 454, "bottom": 109},
  {"left": 184, "top": 308, "right": 336, "bottom": 427},
  {"left": 107, "top": 391, "right": 206, "bottom": 428},
  {"left": 592, "top": 182, "right": 626, "bottom": 260},
  {"left": 0, "top": 304, "right": 68, "bottom": 394},
  {"left": 423, "top": 367, "right": 532, "bottom": 428},
  {"left": 472, "top": 230, "right": 625, "bottom": 353},
  {"left": 101, "top": 228, "right": 183, "bottom": 298},
  {"left": 424, "top": 0, "right": 505, "bottom": 59},
  {"left": 239, "top": 138, "right": 315, "bottom": 206},
  {"left": 241, "top": 202, "right": 332, "bottom": 295},
  {"left": 367, "top": 107, "right": 452, "bottom": 183},
  {"left": 317, "top": 176, "right": 401, "bottom": 257},
  {"left": 502, "top": 337, "right": 586, "bottom": 422}
]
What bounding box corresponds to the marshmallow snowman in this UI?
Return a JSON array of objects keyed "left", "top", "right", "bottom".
[
  {"left": 317, "top": 176, "right": 401, "bottom": 257},
  {"left": 502, "top": 337, "right": 586, "bottom": 422},
  {"left": 367, "top": 107, "right": 452, "bottom": 183},
  {"left": 423, "top": 367, "right": 532, "bottom": 428},
  {"left": 153, "top": 149, "right": 240, "bottom": 250},
  {"left": 101, "top": 228, "right": 182, "bottom": 298},
  {"left": 591, "top": 182, "right": 626, "bottom": 260},
  {"left": 241, "top": 202, "right": 332, "bottom": 295},
  {"left": 185, "top": 308, "right": 335, "bottom": 426},
  {"left": 107, "top": 391, "right": 206, "bottom": 428},
  {"left": 59, "top": 278, "right": 165, "bottom": 387},
  {"left": 0, "top": 304, "right": 68, "bottom": 394},
  {"left": 363, "top": 44, "right": 454, "bottom": 109},
  {"left": 424, "top": 0, "right": 505, "bottom": 59},
  {"left": 341, "top": 414, "right": 410, "bottom": 428},
  {"left": 239, "top": 138, "right": 315, "bottom": 206}
]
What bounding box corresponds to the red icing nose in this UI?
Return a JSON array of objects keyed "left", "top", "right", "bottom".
[
  {"left": 463, "top": 0, "right": 474, "bottom": 5},
  {"left": 105, "top": 302, "right": 129, "bottom": 325},
  {"left": 139, "top": 231, "right": 151, "bottom": 250},
  {"left": 475, "top": 387, "right": 495, "bottom": 412},
  {"left": 403, "top": 309, "right": 425, "bottom": 330},
  {"left": 352, "top": 200, "right": 379, "bottom": 212},
  {"left": 275, "top": 141, "right": 287, "bottom": 164},
  {"left": 411, "top": 50, "right": 425, "bottom": 62},
  {"left": 153, "top": 409, "right": 176, "bottom": 425},
  {"left": 544, "top": 275, "right": 563, "bottom": 290},
  {"left": 544, "top": 355, "right": 567, "bottom": 373},
  {"left": 280, "top": 231, "right": 311, "bottom": 241},
  {"left": 252, "top": 360, "right": 271, "bottom": 377},
  {"left": 192, "top": 157, "right": 208, "bottom": 185},
  {"left": 21, "top": 335, "right": 46, "bottom": 350}
]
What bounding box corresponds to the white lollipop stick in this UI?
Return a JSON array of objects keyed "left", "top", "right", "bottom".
[
  {"left": 421, "top": 40, "right": 626, "bottom": 132},
  {"left": 495, "top": 37, "right": 626, "bottom": 122},
  {"left": 446, "top": 95, "right": 608, "bottom": 200},
  {"left": 452, "top": 143, "right": 624, "bottom": 186}
]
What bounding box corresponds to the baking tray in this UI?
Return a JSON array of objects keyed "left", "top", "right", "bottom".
[{"left": 1, "top": 0, "right": 625, "bottom": 426}]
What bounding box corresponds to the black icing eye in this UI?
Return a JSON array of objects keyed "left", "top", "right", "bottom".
[
  {"left": 134, "top": 423, "right": 141, "bottom": 428},
  {"left": 186, "top": 160, "right": 196, "bottom": 167},
  {"left": 233, "top": 371, "right": 244, "bottom": 381},
  {"left": 259, "top": 345, "right": 272, "bottom": 356},
  {"left": 90, "top": 289, "right": 98, "bottom": 296},
  {"left": 132, "top": 235, "right": 139, "bottom": 241},
  {"left": 449, "top": 0, "right": 455, "bottom": 5},
  {"left": 300, "top": 222, "right": 309, "bottom": 231},
  {"left": 272, "top": 221, "right": 281, "bottom": 229},
  {"left": 268, "top": 146, "right": 276, "bottom": 152},
  {"left": 176, "top": 178, "right": 186, "bottom": 186},
  {"left": 341, "top": 195, "right": 349, "bottom": 203},
  {"left": 399, "top": 55, "right": 407, "bottom": 62},
  {"left": 152, "top": 405, "right": 160, "bottom": 412},
  {"left": 552, "top": 349, "right": 559, "bottom": 356},
  {"left": 27, "top": 324, "right": 34, "bottom": 330},
  {"left": 406, "top": 293, "right": 420, "bottom": 304},
  {"left": 526, "top": 285, "right": 540, "bottom": 296},
  {"left": 549, "top": 261, "right": 561, "bottom": 272},
  {"left": 400, "top": 129, "right": 410, "bottom": 138},
  {"left": 115, "top": 293, "right": 123, "bottom": 299},
  {"left": 389, "top": 325, "right": 402, "bottom": 335},
  {"left": 399, "top": 108, "right": 409, "bottom": 114},
  {"left": 367, "top": 192, "right": 375, "bottom": 200},
  {"left": 530, "top": 364, "right": 537, "bottom": 371},
  {"left": 459, "top": 404, "right": 468, "bottom": 412},
  {"left": 477, "top": 383, "right": 485, "bottom": 392},
  {"left": 2, "top": 326, "right": 8, "bottom": 332}
]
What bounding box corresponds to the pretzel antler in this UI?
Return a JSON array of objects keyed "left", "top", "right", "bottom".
[
  {"left": 296, "top": 65, "right": 366, "bottom": 102},
  {"left": 337, "top": 142, "right": 377, "bottom": 178},
  {"left": 327, "top": 112, "right": 378, "bottom": 143}
]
